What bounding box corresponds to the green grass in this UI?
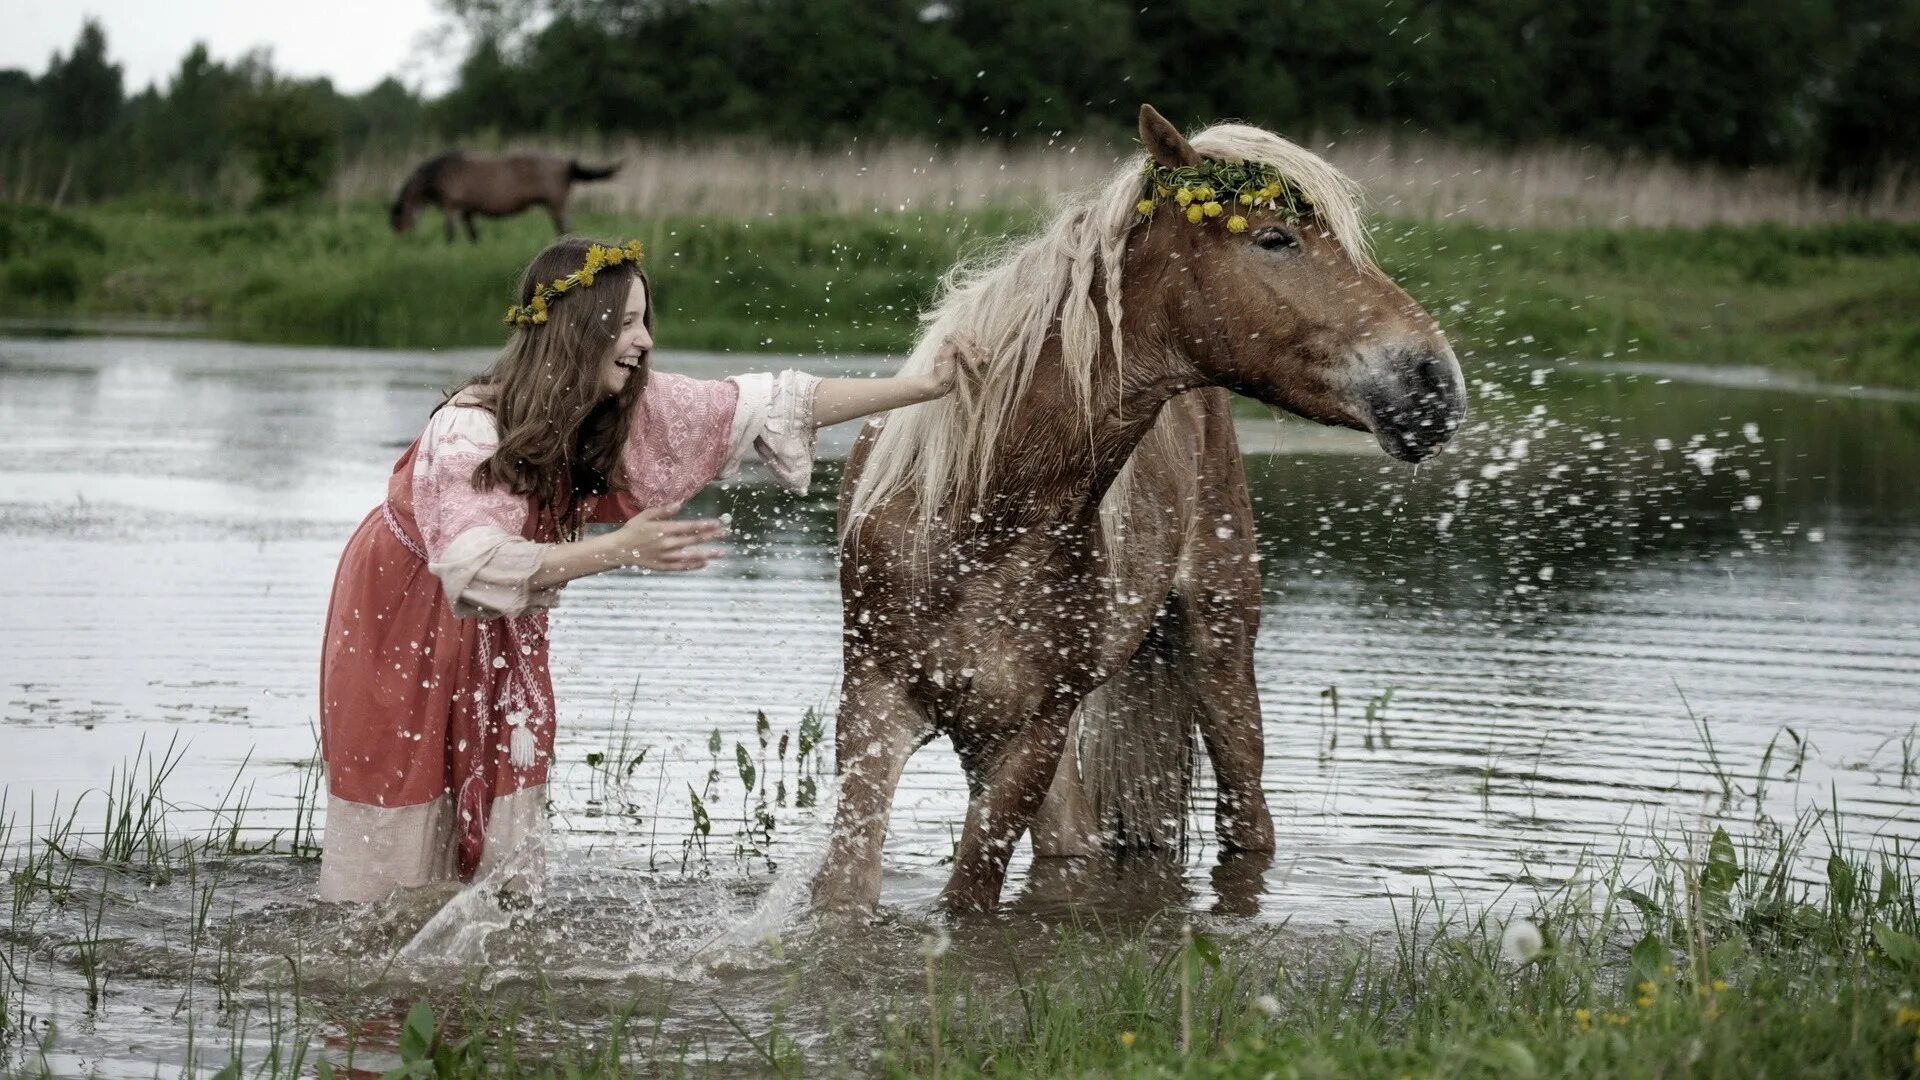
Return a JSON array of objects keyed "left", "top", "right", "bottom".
[
  {"left": 2, "top": 731, "right": 1919, "bottom": 1076},
  {"left": 4, "top": 199, "right": 1919, "bottom": 388}
]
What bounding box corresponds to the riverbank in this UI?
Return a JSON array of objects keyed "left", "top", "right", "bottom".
[{"left": 4, "top": 200, "right": 1919, "bottom": 389}]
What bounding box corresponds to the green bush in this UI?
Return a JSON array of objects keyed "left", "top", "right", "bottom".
[
  {"left": 0, "top": 203, "right": 104, "bottom": 259},
  {"left": 230, "top": 83, "right": 340, "bottom": 207},
  {"left": 5, "top": 254, "right": 82, "bottom": 304}
]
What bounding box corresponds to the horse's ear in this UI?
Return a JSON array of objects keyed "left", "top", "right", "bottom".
[{"left": 1139, "top": 105, "right": 1201, "bottom": 169}]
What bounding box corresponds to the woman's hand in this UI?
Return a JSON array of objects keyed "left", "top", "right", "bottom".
[
  {"left": 926, "top": 335, "right": 983, "bottom": 398},
  {"left": 609, "top": 502, "right": 725, "bottom": 571}
]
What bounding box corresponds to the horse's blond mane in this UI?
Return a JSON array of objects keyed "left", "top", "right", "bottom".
[{"left": 844, "top": 123, "right": 1372, "bottom": 539}]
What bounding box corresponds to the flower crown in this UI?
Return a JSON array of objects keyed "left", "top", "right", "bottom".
[
  {"left": 1135, "top": 158, "right": 1311, "bottom": 234},
  {"left": 503, "top": 240, "right": 647, "bottom": 328}
]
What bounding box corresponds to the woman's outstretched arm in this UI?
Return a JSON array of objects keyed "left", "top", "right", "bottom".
[{"left": 810, "top": 338, "right": 978, "bottom": 427}]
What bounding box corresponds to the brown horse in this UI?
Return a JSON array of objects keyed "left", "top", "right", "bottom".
[
  {"left": 389, "top": 152, "right": 619, "bottom": 242},
  {"left": 809, "top": 105, "right": 1468, "bottom": 914}
]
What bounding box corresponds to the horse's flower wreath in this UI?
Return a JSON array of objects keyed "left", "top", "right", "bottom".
[
  {"left": 1136, "top": 158, "right": 1311, "bottom": 235},
  {"left": 503, "top": 239, "right": 646, "bottom": 327}
]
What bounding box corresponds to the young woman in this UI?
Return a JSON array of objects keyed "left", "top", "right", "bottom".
[{"left": 317, "top": 236, "right": 964, "bottom": 901}]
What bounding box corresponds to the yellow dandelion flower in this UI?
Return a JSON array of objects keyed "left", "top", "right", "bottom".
[
  {"left": 1638, "top": 981, "right": 1656, "bottom": 996},
  {"left": 1175, "top": 188, "right": 1194, "bottom": 207},
  {"left": 1202, "top": 201, "right": 1223, "bottom": 218},
  {"left": 503, "top": 307, "right": 519, "bottom": 324},
  {"left": 1227, "top": 215, "right": 1249, "bottom": 233},
  {"left": 1120, "top": 1031, "right": 1136, "bottom": 1048},
  {"left": 1896, "top": 1005, "right": 1920, "bottom": 1027},
  {"left": 1711, "top": 980, "right": 1729, "bottom": 993},
  {"left": 1239, "top": 192, "right": 1255, "bottom": 205},
  {"left": 551, "top": 277, "right": 568, "bottom": 291},
  {"left": 1194, "top": 185, "right": 1214, "bottom": 200},
  {"left": 1263, "top": 183, "right": 1282, "bottom": 199},
  {"left": 1574, "top": 1008, "right": 1592, "bottom": 1031},
  {"left": 530, "top": 295, "right": 548, "bottom": 311},
  {"left": 583, "top": 246, "right": 606, "bottom": 272},
  {"left": 624, "top": 239, "right": 644, "bottom": 261},
  {"left": 1155, "top": 184, "right": 1173, "bottom": 198},
  {"left": 531, "top": 311, "right": 548, "bottom": 325},
  {"left": 579, "top": 269, "right": 597, "bottom": 287},
  {"left": 1605, "top": 1012, "right": 1631, "bottom": 1027},
  {"left": 1136, "top": 199, "right": 1156, "bottom": 215},
  {"left": 1185, "top": 205, "right": 1205, "bottom": 224}
]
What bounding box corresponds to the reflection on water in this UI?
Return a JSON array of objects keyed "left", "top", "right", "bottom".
[{"left": 2, "top": 334, "right": 1918, "bottom": 1071}]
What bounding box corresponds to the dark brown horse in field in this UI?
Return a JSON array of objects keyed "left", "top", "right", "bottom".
[
  {"left": 389, "top": 152, "right": 619, "bottom": 242},
  {"left": 810, "top": 105, "right": 1468, "bottom": 914}
]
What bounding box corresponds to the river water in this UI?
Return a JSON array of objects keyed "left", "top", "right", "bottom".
[{"left": 2, "top": 334, "right": 1917, "bottom": 1073}]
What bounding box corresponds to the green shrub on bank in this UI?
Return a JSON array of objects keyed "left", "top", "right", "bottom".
[{"left": 2, "top": 200, "right": 1918, "bottom": 389}]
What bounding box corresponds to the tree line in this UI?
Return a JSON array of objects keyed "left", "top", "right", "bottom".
[
  {"left": 0, "top": 23, "right": 428, "bottom": 204},
  {"left": 5, "top": 0, "right": 1917, "bottom": 206}
]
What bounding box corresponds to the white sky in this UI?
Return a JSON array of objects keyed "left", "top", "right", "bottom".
[{"left": 0, "top": 0, "right": 462, "bottom": 95}]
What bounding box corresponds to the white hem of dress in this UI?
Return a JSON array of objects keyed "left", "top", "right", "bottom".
[{"left": 317, "top": 786, "right": 548, "bottom": 903}]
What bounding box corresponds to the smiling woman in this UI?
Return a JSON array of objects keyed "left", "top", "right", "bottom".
[{"left": 315, "top": 234, "right": 970, "bottom": 902}]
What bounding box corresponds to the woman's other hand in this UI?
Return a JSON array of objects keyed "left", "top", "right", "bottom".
[{"left": 610, "top": 502, "right": 725, "bottom": 571}]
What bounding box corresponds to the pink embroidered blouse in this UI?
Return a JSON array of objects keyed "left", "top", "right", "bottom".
[{"left": 412, "top": 370, "right": 821, "bottom": 619}]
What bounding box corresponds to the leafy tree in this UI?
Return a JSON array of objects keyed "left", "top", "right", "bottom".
[
  {"left": 39, "top": 19, "right": 123, "bottom": 140},
  {"left": 231, "top": 76, "right": 342, "bottom": 206},
  {"left": 1818, "top": 2, "right": 1920, "bottom": 191}
]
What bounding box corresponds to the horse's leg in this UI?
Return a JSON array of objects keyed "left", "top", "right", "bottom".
[
  {"left": 547, "top": 197, "right": 569, "bottom": 235},
  {"left": 461, "top": 211, "right": 479, "bottom": 243},
  {"left": 442, "top": 207, "right": 457, "bottom": 244},
  {"left": 941, "top": 701, "right": 1075, "bottom": 912},
  {"left": 1180, "top": 394, "right": 1274, "bottom": 853},
  {"left": 1179, "top": 581, "right": 1274, "bottom": 852},
  {"left": 1030, "top": 711, "right": 1097, "bottom": 857},
  {"left": 809, "top": 677, "right": 928, "bottom": 912}
]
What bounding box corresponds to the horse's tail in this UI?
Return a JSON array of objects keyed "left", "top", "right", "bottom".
[
  {"left": 1076, "top": 597, "right": 1198, "bottom": 852},
  {"left": 568, "top": 160, "right": 620, "bottom": 183}
]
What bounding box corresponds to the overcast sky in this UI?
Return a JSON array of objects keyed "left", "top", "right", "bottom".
[{"left": 0, "top": 0, "right": 463, "bottom": 95}]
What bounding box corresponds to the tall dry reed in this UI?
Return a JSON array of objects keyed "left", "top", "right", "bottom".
[{"left": 334, "top": 132, "right": 1919, "bottom": 227}]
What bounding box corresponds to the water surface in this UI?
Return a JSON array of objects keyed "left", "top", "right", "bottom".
[{"left": 2, "top": 334, "right": 1917, "bottom": 1072}]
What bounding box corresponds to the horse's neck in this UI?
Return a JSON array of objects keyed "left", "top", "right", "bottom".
[{"left": 990, "top": 301, "right": 1188, "bottom": 527}]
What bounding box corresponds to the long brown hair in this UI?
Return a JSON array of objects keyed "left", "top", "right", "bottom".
[{"left": 452, "top": 236, "right": 654, "bottom": 522}]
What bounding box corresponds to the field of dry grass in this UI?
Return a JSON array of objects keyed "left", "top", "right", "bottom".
[{"left": 333, "top": 132, "right": 1920, "bottom": 227}]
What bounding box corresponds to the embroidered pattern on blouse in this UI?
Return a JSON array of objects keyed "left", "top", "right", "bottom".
[
  {"left": 618, "top": 373, "right": 738, "bottom": 507},
  {"left": 413, "top": 409, "right": 530, "bottom": 560}
]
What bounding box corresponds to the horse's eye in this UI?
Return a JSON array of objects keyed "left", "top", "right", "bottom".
[{"left": 1252, "top": 226, "right": 1299, "bottom": 251}]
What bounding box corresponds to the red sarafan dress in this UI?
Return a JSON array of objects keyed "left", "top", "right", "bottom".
[{"left": 317, "top": 370, "right": 819, "bottom": 902}]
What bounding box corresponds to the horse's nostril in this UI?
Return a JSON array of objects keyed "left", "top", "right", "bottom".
[{"left": 1416, "top": 350, "right": 1445, "bottom": 385}]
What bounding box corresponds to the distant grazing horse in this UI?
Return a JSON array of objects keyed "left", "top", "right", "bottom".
[
  {"left": 810, "top": 105, "right": 1468, "bottom": 914},
  {"left": 389, "top": 152, "right": 620, "bottom": 242}
]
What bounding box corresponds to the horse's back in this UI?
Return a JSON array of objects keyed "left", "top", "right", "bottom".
[{"left": 433, "top": 153, "right": 571, "bottom": 212}]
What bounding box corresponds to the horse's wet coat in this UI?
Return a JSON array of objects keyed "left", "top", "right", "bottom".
[{"left": 812, "top": 106, "right": 1467, "bottom": 914}]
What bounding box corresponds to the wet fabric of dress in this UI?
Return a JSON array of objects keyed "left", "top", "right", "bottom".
[{"left": 316, "top": 371, "right": 819, "bottom": 902}]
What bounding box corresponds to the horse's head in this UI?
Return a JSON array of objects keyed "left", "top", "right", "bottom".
[
  {"left": 389, "top": 186, "right": 420, "bottom": 234},
  {"left": 1131, "top": 106, "right": 1466, "bottom": 463},
  {"left": 389, "top": 166, "right": 430, "bottom": 234}
]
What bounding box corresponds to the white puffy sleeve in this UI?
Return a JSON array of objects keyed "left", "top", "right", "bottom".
[
  {"left": 411, "top": 405, "right": 556, "bottom": 619},
  {"left": 721, "top": 370, "right": 822, "bottom": 493}
]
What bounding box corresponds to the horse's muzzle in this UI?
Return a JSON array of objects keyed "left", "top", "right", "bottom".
[{"left": 1364, "top": 345, "right": 1468, "bottom": 463}]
